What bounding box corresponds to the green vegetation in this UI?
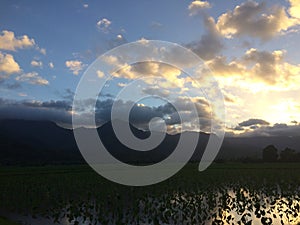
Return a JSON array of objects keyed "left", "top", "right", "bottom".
[
  {"left": 0, "top": 217, "right": 20, "bottom": 225},
  {"left": 1, "top": 163, "right": 300, "bottom": 224}
]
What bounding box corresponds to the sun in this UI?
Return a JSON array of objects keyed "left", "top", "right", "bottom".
[{"left": 267, "top": 100, "right": 300, "bottom": 124}]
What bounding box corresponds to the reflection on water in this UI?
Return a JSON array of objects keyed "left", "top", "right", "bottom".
[{"left": 6, "top": 188, "right": 300, "bottom": 225}]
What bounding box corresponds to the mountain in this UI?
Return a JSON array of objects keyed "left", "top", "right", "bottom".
[
  {"left": 0, "top": 119, "right": 81, "bottom": 165},
  {"left": 0, "top": 119, "right": 299, "bottom": 165}
]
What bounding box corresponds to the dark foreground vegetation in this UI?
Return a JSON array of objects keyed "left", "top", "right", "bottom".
[{"left": 1, "top": 163, "right": 300, "bottom": 225}]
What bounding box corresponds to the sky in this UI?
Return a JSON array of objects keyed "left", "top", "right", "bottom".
[{"left": 1, "top": 0, "right": 300, "bottom": 137}]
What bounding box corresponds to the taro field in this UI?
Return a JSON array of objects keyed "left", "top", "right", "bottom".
[{"left": 1, "top": 163, "right": 300, "bottom": 225}]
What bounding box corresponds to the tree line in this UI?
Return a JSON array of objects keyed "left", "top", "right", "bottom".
[{"left": 262, "top": 145, "right": 300, "bottom": 162}]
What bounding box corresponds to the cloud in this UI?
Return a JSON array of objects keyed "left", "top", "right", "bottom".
[
  {"left": 102, "top": 59, "right": 183, "bottom": 87},
  {"left": 31, "top": 60, "right": 43, "bottom": 68},
  {"left": 15, "top": 72, "right": 49, "bottom": 85},
  {"left": 23, "top": 100, "right": 71, "bottom": 111},
  {"left": 65, "top": 60, "right": 85, "bottom": 75},
  {"left": 18, "top": 93, "right": 27, "bottom": 97},
  {"left": 223, "top": 92, "right": 240, "bottom": 104},
  {"left": 137, "top": 38, "right": 150, "bottom": 45},
  {"left": 207, "top": 55, "right": 245, "bottom": 77},
  {"left": 207, "top": 48, "right": 300, "bottom": 88},
  {"left": 97, "top": 70, "right": 104, "bottom": 78},
  {"left": 0, "top": 52, "right": 21, "bottom": 75},
  {"left": 236, "top": 123, "right": 300, "bottom": 137},
  {"left": 72, "top": 94, "right": 212, "bottom": 131},
  {"left": 188, "top": 0, "right": 211, "bottom": 16},
  {"left": 239, "top": 118, "right": 270, "bottom": 127},
  {"left": 150, "top": 21, "right": 163, "bottom": 29},
  {"left": 142, "top": 86, "right": 170, "bottom": 98},
  {"left": 61, "top": 88, "right": 75, "bottom": 100},
  {"left": 242, "top": 48, "right": 287, "bottom": 85},
  {"left": 39, "top": 48, "right": 46, "bottom": 55},
  {"left": 289, "top": 0, "right": 300, "bottom": 19},
  {"left": 117, "top": 82, "right": 126, "bottom": 87},
  {"left": 107, "top": 34, "right": 127, "bottom": 48},
  {"left": 291, "top": 120, "right": 298, "bottom": 125},
  {"left": 49, "top": 62, "right": 54, "bottom": 69},
  {"left": 232, "top": 125, "right": 244, "bottom": 131},
  {"left": 108, "top": 96, "right": 211, "bottom": 132},
  {"left": 0, "top": 80, "right": 21, "bottom": 89},
  {"left": 186, "top": 16, "right": 223, "bottom": 60},
  {"left": 96, "top": 18, "right": 112, "bottom": 33},
  {"left": 0, "top": 94, "right": 213, "bottom": 133},
  {"left": 0, "top": 30, "right": 36, "bottom": 51},
  {"left": 83, "top": 4, "right": 88, "bottom": 8},
  {"left": 0, "top": 98, "right": 72, "bottom": 125},
  {"left": 215, "top": 1, "right": 299, "bottom": 40},
  {"left": 242, "top": 48, "right": 300, "bottom": 86}
]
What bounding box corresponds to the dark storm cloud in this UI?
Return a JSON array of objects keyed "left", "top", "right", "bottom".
[
  {"left": 0, "top": 98, "right": 72, "bottom": 124},
  {"left": 233, "top": 126, "right": 244, "bottom": 131},
  {"left": 22, "top": 100, "right": 72, "bottom": 111},
  {"left": 239, "top": 118, "right": 270, "bottom": 127},
  {"left": 238, "top": 123, "right": 300, "bottom": 137},
  {"left": 0, "top": 96, "right": 212, "bottom": 131}
]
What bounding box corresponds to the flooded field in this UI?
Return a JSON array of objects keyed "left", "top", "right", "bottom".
[{"left": 1, "top": 163, "right": 300, "bottom": 225}]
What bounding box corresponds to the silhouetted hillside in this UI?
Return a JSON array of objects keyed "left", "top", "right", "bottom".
[{"left": 0, "top": 119, "right": 299, "bottom": 165}]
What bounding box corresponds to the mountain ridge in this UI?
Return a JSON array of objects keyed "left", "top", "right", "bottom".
[{"left": 0, "top": 119, "right": 299, "bottom": 165}]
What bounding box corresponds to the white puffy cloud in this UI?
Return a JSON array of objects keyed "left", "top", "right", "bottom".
[
  {"left": 137, "top": 38, "right": 150, "bottom": 45},
  {"left": 0, "top": 51, "right": 21, "bottom": 75},
  {"left": 0, "top": 30, "right": 36, "bottom": 51},
  {"left": 117, "top": 82, "right": 127, "bottom": 87},
  {"left": 15, "top": 72, "right": 49, "bottom": 85},
  {"left": 39, "top": 48, "right": 46, "bottom": 55},
  {"left": 49, "top": 62, "right": 54, "bottom": 69},
  {"left": 207, "top": 48, "right": 300, "bottom": 88},
  {"left": 96, "top": 70, "right": 104, "bottom": 78},
  {"left": 215, "top": 1, "right": 299, "bottom": 40},
  {"left": 114, "top": 62, "right": 183, "bottom": 88},
  {"left": 102, "top": 55, "right": 182, "bottom": 83},
  {"left": 96, "top": 18, "right": 111, "bottom": 32},
  {"left": 31, "top": 60, "right": 43, "bottom": 68},
  {"left": 188, "top": 0, "right": 211, "bottom": 16},
  {"left": 65, "top": 60, "right": 85, "bottom": 75},
  {"left": 18, "top": 93, "right": 27, "bottom": 97}
]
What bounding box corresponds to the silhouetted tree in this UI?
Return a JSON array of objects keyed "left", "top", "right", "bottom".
[
  {"left": 280, "top": 147, "right": 296, "bottom": 162},
  {"left": 262, "top": 145, "right": 278, "bottom": 162},
  {"left": 296, "top": 153, "right": 300, "bottom": 162}
]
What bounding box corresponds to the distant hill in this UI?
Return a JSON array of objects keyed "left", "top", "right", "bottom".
[
  {"left": 0, "top": 119, "right": 299, "bottom": 165},
  {"left": 0, "top": 119, "right": 81, "bottom": 165}
]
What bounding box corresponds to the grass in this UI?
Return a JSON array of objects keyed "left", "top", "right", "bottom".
[{"left": 0, "top": 217, "right": 21, "bottom": 225}]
